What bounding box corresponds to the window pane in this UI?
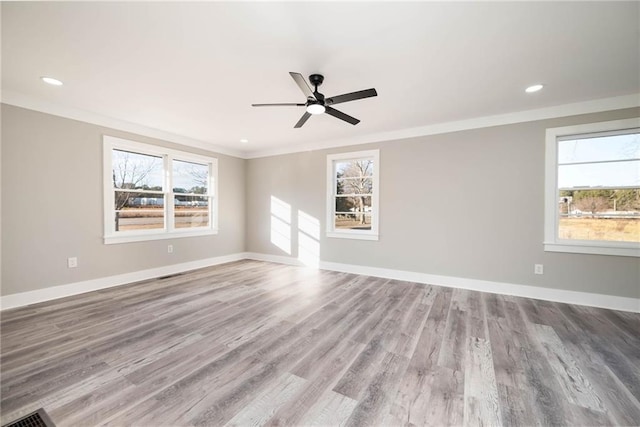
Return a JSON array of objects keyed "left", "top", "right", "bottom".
[
  {"left": 558, "top": 160, "right": 640, "bottom": 189},
  {"left": 558, "top": 189, "right": 640, "bottom": 242},
  {"left": 173, "top": 159, "right": 208, "bottom": 194},
  {"left": 336, "top": 177, "right": 372, "bottom": 195},
  {"left": 558, "top": 132, "right": 640, "bottom": 164},
  {"left": 114, "top": 192, "right": 164, "bottom": 231},
  {"left": 175, "top": 196, "right": 210, "bottom": 228},
  {"left": 336, "top": 159, "right": 374, "bottom": 179},
  {"left": 335, "top": 195, "right": 354, "bottom": 214},
  {"left": 334, "top": 213, "right": 373, "bottom": 230},
  {"left": 114, "top": 191, "right": 165, "bottom": 210},
  {"left": 112, "top": 149, "right": 163, "bottom": 190},
  {"left": 335, "top": 195, "right": 371, "bottom": 213}
]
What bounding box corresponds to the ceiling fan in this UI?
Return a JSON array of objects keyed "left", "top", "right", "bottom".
[{"left": 252, "top": 72, "right": 378, "bottom": 128}]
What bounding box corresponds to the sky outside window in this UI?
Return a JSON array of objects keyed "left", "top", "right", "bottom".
[{"left": 557, "top": 132, "right": 640, "bottom": 189}]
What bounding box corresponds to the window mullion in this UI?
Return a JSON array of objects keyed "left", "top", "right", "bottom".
[
  {"left": 208, "top": 162, "right": 214, "bottom": 230},
  {"left": 114, "top": 188, "right": 165, "bottom": 195},
  {"left": 559, "top": 158, "right": 640, "bottom": 167},
  {"left": 332, "top": 161, "right": 338, "bottom": 229},
  {"left": 166, "top": 154, "right": 174, "bottom": 233}
]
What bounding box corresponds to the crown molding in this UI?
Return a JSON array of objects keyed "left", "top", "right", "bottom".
[
  {"left": 3, "top": 90, "right": 638, "bottom": 160},
  {"left": 1, "top": 90, "right": 246, "bottom": 159},
  {"left": 244, "top": 93, "right": 640, "bottom": 159}
]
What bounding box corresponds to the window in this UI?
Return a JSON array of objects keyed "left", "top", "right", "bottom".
[
  {"left": 327, "top": 149, "right": 379, "bottom": 240},
  {"left": 544, "top": 118, "right": 640, "bottom": 257},
  {"left": 103, "top": 136, "right": 218, "bottom": 244}
]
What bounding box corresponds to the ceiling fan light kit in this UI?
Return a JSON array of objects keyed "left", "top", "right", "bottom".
[
  {"left": 306, "top": 103, "right": 325, "bottom": 115},
  {"left": 252, "top": 72, "right": 377, "bottom": 128}
]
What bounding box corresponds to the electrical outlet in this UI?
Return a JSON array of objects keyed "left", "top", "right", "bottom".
[
  {"left": 534, "top": 264, "right": 544, "bottom": 275},
  {"left": 168, "top": 244, "right": 173, "bottom": 254},
  {"left": 68, "top": 257, "right": 78, "bottom": 268}
]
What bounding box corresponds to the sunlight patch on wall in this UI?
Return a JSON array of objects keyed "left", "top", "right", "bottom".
[
  {"left": 298, "top": 210, "right": 320, "bottom": 267},
  {"left": 271, "top": 196, "right": 291, "bottom": 254}
]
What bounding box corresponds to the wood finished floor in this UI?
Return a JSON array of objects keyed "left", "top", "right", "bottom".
[{"left": 1, "top": 260, "right": 639, "bottom": 427}]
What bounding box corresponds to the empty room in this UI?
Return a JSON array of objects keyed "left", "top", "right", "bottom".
[{"left": 1, "top": 1, "right": 639, "bottom": 426}]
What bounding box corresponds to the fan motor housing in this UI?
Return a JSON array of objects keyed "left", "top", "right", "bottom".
[{"left": 309, "top": 74, "right": 324, "bottom": 87}]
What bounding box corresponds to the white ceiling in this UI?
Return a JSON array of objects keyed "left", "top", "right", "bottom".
[{"left": 2, "top": 2, "right": 639, "bottom": 158}]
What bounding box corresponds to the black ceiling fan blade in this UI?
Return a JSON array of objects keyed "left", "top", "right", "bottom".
[
  {"left": 326, "top": 88, "right": 377, "bottom": 106},
  {"left": 290, "top": 72, "right": 315, "bottom": 100},
  {"left": 325, "top": 106, "right": 360, "bottom": 125},
  {"left": 252, "top": 103, "right": 306, "bottom": 107},
  {"left": 294, "top": 111, "right": 312, "bottom": 128}
]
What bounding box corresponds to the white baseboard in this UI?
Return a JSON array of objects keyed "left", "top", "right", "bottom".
[
  {"left": 244, "top": 252, "right": 640, "bottom": 313},
  {"left": 2, "top": 251, "right": 638, "bottom": 313},
  {"left": 246, "top": 252, "right": 306, "bottom": 267},
  {"left": 0, "top": 253, "right": 247, "bottom": 311}
]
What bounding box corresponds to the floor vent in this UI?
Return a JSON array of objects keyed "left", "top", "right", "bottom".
[{"left": 2, "top": 409, "right": 55, "bottom": 427}]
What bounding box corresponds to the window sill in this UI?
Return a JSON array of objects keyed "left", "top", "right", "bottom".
[
  {"left": 104, "top": 229, "right": 218, "bottom": 245},
  {"left": 327, "top": 231, "right": 379, "bottom": 241},
  {"left": 544, "top": 241, "right": 640, "bottom": 257}
]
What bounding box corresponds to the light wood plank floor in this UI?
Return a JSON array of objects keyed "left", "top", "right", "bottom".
[{"left": 1, "top": 260, "right": 639, "bottom": 426}]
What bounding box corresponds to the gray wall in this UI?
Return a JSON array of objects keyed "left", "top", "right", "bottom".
[
  {"left": 1, "top": 104, "right": 245, "bottom": 296},
  {"left": 3, "top": 104, "right": 638, "bottom": 300},
  {"left": 246, "top": 108, "right": 640, "bottom": 299}
]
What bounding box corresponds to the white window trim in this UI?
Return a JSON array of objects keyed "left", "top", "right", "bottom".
[
  {"left": 544, "top": 118, "right": 640, "bottom": 257},
  {"left": 103, "top": 135, "right": 218, "bottom": 244},
  {"left": 326, "top": 149, "right": 380, "bottom": 241}
]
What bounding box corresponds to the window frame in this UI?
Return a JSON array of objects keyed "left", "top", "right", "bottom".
[
  {"left": 326, "top": 149, "right": 380, "bottom": 241},
  {"left": 103, "top": 135, "right": 218, "bottom": 244},
  {"left": 544, "top": 118, "right": 640, "bottom": 257}
]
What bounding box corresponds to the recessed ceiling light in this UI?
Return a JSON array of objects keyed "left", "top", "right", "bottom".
[
  {"left": 41, "top": 76, "right": 63, "bottom": 86},
  {"left": 525, "top": 84, "right": 544, "bottom": 93},
  {"left": 240, "top": 138, "right": 249, "bottom": 143}
]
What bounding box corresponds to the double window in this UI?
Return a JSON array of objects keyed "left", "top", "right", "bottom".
[
  {"left": 103, "top": 136, "right": 218, "bottom": 244},
  {"left": 326, "top": 150, "right": 380, "bottom": 240},
  {"left": 544, "top": 118, "right": 640, "bottom": 257}
]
